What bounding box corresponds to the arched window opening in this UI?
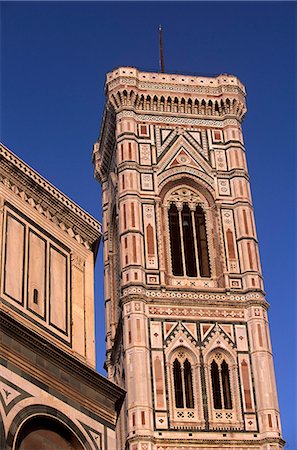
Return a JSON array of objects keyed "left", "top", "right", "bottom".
[
  {"left": 173, "top": 359, "right": 184, "bottom": 408},
  {"left": 211, "top": 360, "right": 222, "bottom": 409},
  {"left": 16, "top": 416, "right": 83, "bottom": 450},
  {"left": 146, "top": 95, "right": 151, "bottom": 110},
  {"left": 194, "top": 99, "right": 199, "bottom": 114},
  {"left": 187, "top": 98, "right": 192, "bottom": 113},
  {"left": 123, "top": 90, "right": 128, "bottom": 105},
  {"left": 168, "top": 202, "right": 210, "bottom": 278},
  {"left": 168, "top": 204, "right": 183, "bottom": 276},
  {"left": 194, "top": 206, "right": 210, "bottom": 277},
  {"left": 173, "top": 357, "right": 195, "bottom": 409},
  {"left": 226, "top": 98, "right": 230, "bottom": 109},
  {"left": 173, "top": 97, "right": 179, "bottom": 112},
  {"left": 211, "top": 358, "right": 233, "bottom": 410},
  {"left": 167, "top": 97, "right": 172, "bottom": 112},
  {"left": 221, "top": 360, "right": 232, "bottom": 409},
  {"left": 182, "top": 205, "right": 197, "bottom": 277},
  {"left": 180, "top": 98, "right": 186, "bottom": 113},
  {"left": 184, "top": 359, "right": 194, "bottom": 408},
  {"left": 201, "top": 99, "right": 206, "bottom": 114}
]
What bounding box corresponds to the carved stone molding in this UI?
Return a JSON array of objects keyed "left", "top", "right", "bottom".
[
  {"left": 0, "top": 144, "right": 102, "bottom": 248},
  {"left": 117, "top": 110, "right": 239, "bottom": 128},
  {"left": 71, "top": 253, "right": 85, "bottom": 271}
]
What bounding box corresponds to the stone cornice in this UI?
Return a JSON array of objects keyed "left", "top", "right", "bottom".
[
  {"left": 106, "top": 67, "right": 246, "bottom": 97},
  {"left": 117, "top": 110, "right": 240, "bottom": 127},
  {"left": 127, "top": 434, "right": 285, "bottom": 447},
  {"left": 0, "top": 143, "right": 102, "bottom": 247},
  {"left": 123, "top": 286, "right": 267, "bottom": 304},
  {"left": 122, "top": 286, "right": 268, "bottom": 311}
]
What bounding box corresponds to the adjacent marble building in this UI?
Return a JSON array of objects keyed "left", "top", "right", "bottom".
[
  {"left": 93, "top": 67, "right": 284, "bottom": 450},
  {"left": 0, "top": 143, "right": 124, "bottom": 449}
]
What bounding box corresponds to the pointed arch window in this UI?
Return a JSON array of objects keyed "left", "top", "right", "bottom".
[
  {"left": 173, "top": 358, "right": 194, "bottom": 409},
  {"left": 184, "top": 359, "right": 194, "bottom": 408},
  {"left": 173, "top": 359, "right": 184, "bottom": 408},
  {"left": 168, "top": 203, "right": 210, "bottom": 277},
  {"left": 211, "top": 358, "right": 232, "bottom": 410}
]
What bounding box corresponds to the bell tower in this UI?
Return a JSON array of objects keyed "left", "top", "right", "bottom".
[{"left": 93, "top": 67, "right": 284, "bottom": 450}]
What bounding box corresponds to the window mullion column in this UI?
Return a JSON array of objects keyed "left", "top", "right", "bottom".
[
  {"left": 218, "top": 366, "right": 224, "bottom": 410},
  {"left": 191, "top": 207, "right": 200, "bottom": 277},
  {"left": 181, "top": 364, "right": 186, "bottom": 409},
  {"left": 177, "top": 205, "right": 186, "bottom": 276}
]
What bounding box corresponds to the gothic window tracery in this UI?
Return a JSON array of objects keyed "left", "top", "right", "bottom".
[
  {"left": 210, "top": 356, "right": 232, "bottom": 410},
  {"left": 173, "top": 357, "right": 194, "bottom": 409},
  {"left": 167, "top": 345, "right": 204, "bottom": 427},
  {"left": 167, "top": 188, "right": 210, "bottom": 278},
  {"left": 211, "top": 360, "right": 232, "bottom": 409},
  {"left": 203, "top": 347, "right": 246, "bottom": 430}
]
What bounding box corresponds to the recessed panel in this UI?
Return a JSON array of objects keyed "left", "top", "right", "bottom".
[
  {"left": 27, "top": 230, "right": 46, "bottom": 318},
  {"left": 49, "top": 246, "right": 68, "bottom": 333},
  {"left": 4, "top": 214, "right": 25, "bottom": 303}
]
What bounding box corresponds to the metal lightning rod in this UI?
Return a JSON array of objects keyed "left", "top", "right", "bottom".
[{"left": 159, "top": 25, "right": 165, "bottom": 73}]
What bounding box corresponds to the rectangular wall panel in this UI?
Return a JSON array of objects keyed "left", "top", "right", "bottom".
[
  {"left": 27, "top": 230, "right": 46, "bottom": 318},
  {"left": 238, "top": 354, "right": 255, "bottom": 412},
  {"left": 49, "top": 246, "right": 68, "bottom": 333},
  {"left": 4, "top": 214, "right": 25, "bottom": 303},
  {"left": 143, "top": 204, "right": 158, "bottom": 269},
  {"left": 151, "top": 350, "right": 166, "bottom": 410},
  {"left": 221, "top": 209, "right": 240, "bottom": 273}
]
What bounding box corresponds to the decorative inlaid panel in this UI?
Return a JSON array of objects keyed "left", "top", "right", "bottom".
[
  {"left": 148, "top": 306, "right": 244, "bottom": 320},
  {"left": 235, "top": 325, "right": 248, "bottom": 351},
  {"left": 221, "top": 209, "right": 240, "bottom": 273},
  {"left": 218, "top": 178, "right": 231, "bottom": 196},
  {"left": 150, "top": 322, "right": 162, "bottom": 348},
  {"left": 139, "top": 143, "right": 151, "bottom": 165},
  {"left": 155, "top": 412, "right": 168, "bottom": 429},
  {"left": 140, "top": 173, "right": 153, "bottom": 191},
  {"left": 214, "top": 149, "right": 227, "bottom": 171},
  {"left": 143, "top": 204, "right": 158, "bottom": 270}
]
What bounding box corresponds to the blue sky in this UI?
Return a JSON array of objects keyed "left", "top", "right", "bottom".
[{"left": 1, "top": 1, "right": 296, "bottom": 447}]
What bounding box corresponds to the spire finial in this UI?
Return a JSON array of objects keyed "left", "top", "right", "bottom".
[{"left": 159, "top": 25, "right": 165, "bottom": 73}]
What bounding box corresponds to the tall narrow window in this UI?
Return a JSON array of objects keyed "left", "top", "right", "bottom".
[
  {"left": 169, "top": 204, "right": 183, "bottom": 276},
  {"left": 173, "top": 359, "right": 184, "bottom": 408},
  {"left": 184, "top": 359, "right": 194, "bottom": 408},
  {"left": 167, "top": 193, "right": 211, "bottom": 279},
  {"left": 211, "top": 360, "right": 222, "bottom": 409},
  {"left": 172, "top": 355, "right": 196, "bottom": 415},
  {"left": 182, "top": 205, "right": 197, "bottom": 277},
  {"left": 211, "top": 358, "right": 233, "bottom": 410},
  {"left": 221, "top": 360, "right": 232, "bottom": 409},
  {"left": 194, "top": 206, "right": 210, "bottom": 277}
]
